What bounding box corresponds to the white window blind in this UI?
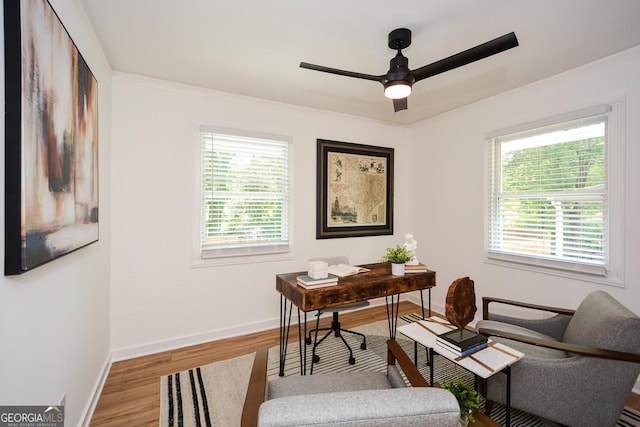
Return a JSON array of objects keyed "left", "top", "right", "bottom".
[
  {"left": 487, "top": 112, "right": 609, "bottom": 275},
  {"left": 200, "top": 128, "right": 290, "bottom": 258}
]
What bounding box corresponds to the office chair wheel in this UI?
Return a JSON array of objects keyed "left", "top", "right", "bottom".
[
  {"left": 313, "top": 354, "right": 320, "bottom": 363},
  {"left": 360, "top": 342, "right": 367, "bottom": 350},
  {"left": 348, "top": 356, "right": 355, "bottom": 365}
]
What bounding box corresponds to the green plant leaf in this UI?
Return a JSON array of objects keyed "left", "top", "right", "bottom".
[
  {"left": 442, "top": 380, "right": 482, "bottom": 423},
  {"left": 379, "top": 244, "right": 415, "bottom": 263}
]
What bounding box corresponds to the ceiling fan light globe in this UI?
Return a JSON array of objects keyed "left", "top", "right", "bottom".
[{"left": 384, "top": 82, "right": 412, "bottom": 99}]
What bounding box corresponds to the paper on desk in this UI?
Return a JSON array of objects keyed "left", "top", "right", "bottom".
[{"left": 327, "top": 264, "right": 370, "bottom": 277}]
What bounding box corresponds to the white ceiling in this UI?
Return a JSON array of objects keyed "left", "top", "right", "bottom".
[{"left": 80, "top": 0, "right": 640, "bottom": 125}]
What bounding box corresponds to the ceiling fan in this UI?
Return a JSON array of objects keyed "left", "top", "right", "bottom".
[{"left": 300, "top": 28, "right": 519, "bottom": 112}]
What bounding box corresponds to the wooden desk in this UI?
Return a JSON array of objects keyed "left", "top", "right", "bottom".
[{"left": 276, "top": 262, "right": 436, "bottom": 375}]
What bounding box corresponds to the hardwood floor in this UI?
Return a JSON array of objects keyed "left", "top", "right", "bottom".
[
  {"left": 90, "top": 301, "right": 640, "bottom": 426},
  {"left": 90, "top": 301, "right": 416, "bottom": 425}
]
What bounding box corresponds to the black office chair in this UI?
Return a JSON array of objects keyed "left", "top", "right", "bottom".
[{"left": 305, "top": 257, "right": 369, "bottom": 368}]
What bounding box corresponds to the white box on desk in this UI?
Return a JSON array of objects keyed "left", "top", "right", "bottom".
[{"left": 308, "top": 261, "right": 328, "bottom": 279}]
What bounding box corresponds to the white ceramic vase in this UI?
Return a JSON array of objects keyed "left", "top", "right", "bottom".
[{"left": 391, "top": 263, "right": 405, "bottom": 276}]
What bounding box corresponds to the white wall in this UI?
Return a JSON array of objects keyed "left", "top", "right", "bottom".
[
  {"left": 410, "top": 46, "right": 640, "bottom": 317},
  {"left": 109, "top": 75, "right": 415, "bottom": 357},
  {"left": 0, "top": 0, "right": 112, "bottom": 425},
  {"left": 2, "top": 2, "right": 638, "bottom": 422},
  {"left": 111, "top": 46, "right": 640, "bottom": 362}
]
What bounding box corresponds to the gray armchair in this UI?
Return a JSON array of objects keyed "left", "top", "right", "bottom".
[
  {"left": 476, "top": 290, "right": 640, "bottom": 427},
  {"left": 241, "top": 339, "right": 463, "bottom": 427}
]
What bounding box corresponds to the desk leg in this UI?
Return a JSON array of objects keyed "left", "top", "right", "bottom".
[
  {"left": 310, "top": 312, "right": 322, "bottom": 375},
  {"left": 298, "top": 309, "right": 307, "bottom": 376},
  {"left": 419, "top": 288, "right": 433, "bottom": 319},
  {"left": 279, "top": 295, "right": 293, "bottom": 377},
  {"left": 385, "top": 294, "right": 401, "bottom": 339},
  {"left": 419, "top": 289, "right": 432, "bottom": 366}
]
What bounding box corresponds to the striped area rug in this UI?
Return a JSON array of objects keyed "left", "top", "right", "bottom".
[{"left": 160, "top": 313, "right": 639, "bottom": 426}]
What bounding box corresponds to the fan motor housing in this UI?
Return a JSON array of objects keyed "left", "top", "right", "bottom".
[{"left": 386, "top": 53, "right": 414, "bottom": 84}]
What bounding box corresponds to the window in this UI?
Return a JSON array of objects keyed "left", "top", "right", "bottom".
[
  {"left": 487, "top": 105, "right": 622, "bottom": 278},
  {"left": 200, "top": 127, "right": 290, "bottom": 259}
]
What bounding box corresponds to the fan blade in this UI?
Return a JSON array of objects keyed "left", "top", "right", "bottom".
[
  {"left": 393, "top": 97, "right": 408, "bottom": 112},
  {"left": 300, "top": 62, "right": 382, "bottom": 82},
  {"left": 413, "top": 32, "right": 518, "bottom": 82}
]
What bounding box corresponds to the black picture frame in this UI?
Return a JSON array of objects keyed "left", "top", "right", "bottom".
[
  {"left": 4, "top": 0, "right": 99, "bottom": 275},
  {"left": 317, "top": 139, "right": 394, "bottom": 239}
]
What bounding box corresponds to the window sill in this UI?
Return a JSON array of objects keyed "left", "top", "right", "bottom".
[
  {"left": 484, "top": 256, "right": 624, "bottom": 288},
  {"left": 191, "top": 251, "right": 294, "bottom": 268}
]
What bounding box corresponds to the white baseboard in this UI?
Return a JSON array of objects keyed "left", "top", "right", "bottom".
[
  {"left": 111, "top": 317, "right": 281, "bottom": 362},
  {"left": 110, "top": 298, "right": 399, "bottom": 362},
  {"left": 81, "top": 354, "right": 112, "bottom": 426}
]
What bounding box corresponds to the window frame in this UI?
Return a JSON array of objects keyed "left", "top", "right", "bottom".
[
  {"left": 484, "top": 103, "right": 625, "bottom": 286},
  {"left": 193, "top": 125, "right": 294, "bottom": 267}
]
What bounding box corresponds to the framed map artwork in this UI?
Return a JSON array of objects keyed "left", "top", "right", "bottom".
[{"left": 316, "top": 139, "right": 393, "bottom": 239}]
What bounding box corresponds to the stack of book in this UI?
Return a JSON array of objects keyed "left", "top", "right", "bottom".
[
  {"left": 405, "top": 263, "right": 428, "bottom": 273},
  {"left": 436, "top": 328, "right": 488, "bottom": 357},
  {"left": 296, "top": 273, "right": 339, "bottom": 289}
]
